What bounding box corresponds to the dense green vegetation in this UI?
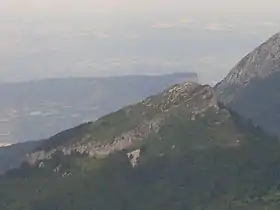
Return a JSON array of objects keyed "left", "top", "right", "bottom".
[
  {"left": 0, "top": 141, "right": 42, "bottom": 174},
  {"left": 1, "top": 106, "right": 280, "bottom": 210}
]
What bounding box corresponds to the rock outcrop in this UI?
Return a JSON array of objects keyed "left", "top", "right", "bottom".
[
  {"left": 216, "top": 32, "right": 280, "bottom": 135},
  {"left": 127, "top": 149, "right": 141, "bottom": 167},
  {"left": 26, "top": 82, "right": 219, "bottom": 166},
  {"left": 216, "top": 32, "right": 280, "bottom": 104}
]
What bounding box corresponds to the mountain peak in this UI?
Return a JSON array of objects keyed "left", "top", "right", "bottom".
[
  {"left": 26, "top": 82, "right": 219, "bottom": 166},
  {"left": 143, "top": 81, "right": 218, "bottom": 113},
  {"left": 216, "top": 31, "right": 280, "bottom": 103},
  {"left": 216, "top": 32, "right": 280, "bottom": 136}
]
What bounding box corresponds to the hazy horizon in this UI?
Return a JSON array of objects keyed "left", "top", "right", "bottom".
[{"left": 1, "top": 0, "right": 280, "bottom": 84}]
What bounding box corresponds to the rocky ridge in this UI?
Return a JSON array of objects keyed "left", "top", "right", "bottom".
[
  {"left": 216, "top": 32, "right": 280, "bottom": 104},
  {"left": 26, "top": 82, "right": 219, "bottom": 166},
  {"left": 216, "top": 31, "right": 280, "bottom": 136}
]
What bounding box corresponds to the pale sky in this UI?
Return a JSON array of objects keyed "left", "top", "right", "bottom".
[
  {"left": 1, "top": 0, "right": 280, "bottom": 15},
  {"left": 0, "top": 0, "right": 280, "bottom": 84}
]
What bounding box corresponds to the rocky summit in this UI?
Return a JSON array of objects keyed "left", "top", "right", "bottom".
[
  {"left": 0, "top": 73, "right": 198, "bottom": 144},
  {"left": 25, "top": 82, "right": 220, "bottom": 166},
  {"left": 216, "top": 32, "right": 280, "bottom": 104},
  {"left": 0, "top": 73, "right": 198, "bottom": 174},
  {"left": 216, "top": 32, "right": 280, "bottom": 136}
]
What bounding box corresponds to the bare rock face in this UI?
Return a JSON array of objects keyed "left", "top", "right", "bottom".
[
  {"left": 216, "top": 32, "right": 280, "bottom": 104},
  {"left": 216, "top": 32, "right": 280, "bottom": 136},
  {"left": 25, "top": 82, "right": 220, "bottom": 166},
  {"left": 127, "top": 149, "right": 141, "bottom": 167},
  {"left": 143, "top": 82, "right": 219, "bottom": 113},
  {"left": 26, "top": 150, "right": 54, "bottom": 166},
  {"left": 26, "top": 116, "right": 165, "bottom": 166}
]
